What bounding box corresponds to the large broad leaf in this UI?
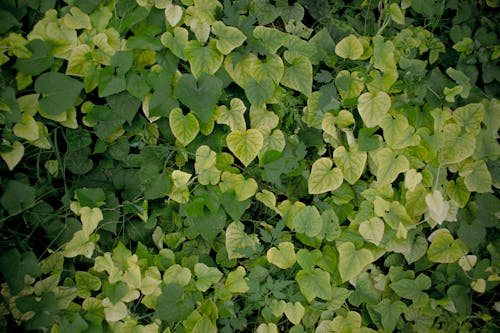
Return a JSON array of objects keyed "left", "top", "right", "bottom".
[
  {"left": 281, "top": 51, "right": 312, "bottom": 97},
  {"left": 174, "top": 73, "right": 223, "bottom": 123},
  {"left": 292, "top": 206, "right": 323, "bottom": 238},
  {"left": 226, "top": 129, "right": 263, "bottom": 166},
  {"left": 14, "top": 39, "right": 54, "bottom": 76},
  {"left": 154, "top": 284, "right": 194, "bottom": 322},
  {"left": 225, "top": 221, "right": 260, "bottom": 259},
  {"left": 390, "top": 274, "right": 431, "bottom": 307},
  {"left": 35, "top": 72, "right": 84, "bottom": 115},
  {"left": 295, "top": 268, "right": 332, "bottom": 302},
  {"left": 256, "top": 323, "right": 278, "bottom": 333},
  {"left": 308, "top": 157, "right": 343, "bottom": 194},
  {"left": 374, "top": 148, "right": 409, "bottom": 185},
  {"left": 184, "top": 40, "right": 224, "bottom": 79},
  {"left": 267, "top": 242, "right": 297, "bottom": 269},
  {"left": 337, "top": 242, "right": 374, "bottom": 282},
  {"left": 0, "top": 180, "right": 35, "bottom": 215},
  {"left": 169, "top": 108, "right": 200, "bottom": 146},
  {"left": 463, "top": 160, "right": 493, "bottom": 193},
  {"left": 192, "top": 316, "right": 217, "bottom": 333},
  {"left": 357, "top": 91, "right": 391, "bottom": 128},
  {"left": 427, "top": 229, "right": 468, "bottom": 263},
  {"left": 373, "top": 299, "right": 407, "bottom": 333},
  {"left": 80, "top": 207, "right": 103, "bottom": 238},
  {"left": 335, "top": 34, "right": 364, "bottom": 60},
  {"left": 336, "top": 70, "right": 365, "bottom": 100},
  {"left": 333, "top": 146, "right": 367, "bottom": 184},
  {"left": 212, "top": 21, "right": 246, "bottom": 55}
]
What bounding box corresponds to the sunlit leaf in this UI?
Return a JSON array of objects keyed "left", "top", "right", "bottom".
[
  {"left": 374, "top": 148, "right": 409, "bottom": 185},
  {"left": 284, "top": 302, "right": 305, "bottom": 325},
  {"left": 225, "top": 221, "right": 260, "bottom": 260},
  {"left": 335, "top": 34, "right": 364, "bottom": 60},
  {"left": 425, "top": 191, "right": 449, "bottom": 225},
  {"left": 0, "top": 141, "right": 24, "bottom": 171},
  {"left": 216, "top": 98, "right": 246, "bottom": 132},
  {"left": 163, "top": 264, "right": 191, "bottom": 286},
  {"left": 281, "top": 51, "right": 312, "bottom": 97},
  {"left": 293, "top": 206, "right": 323, "bottom": 238},
  {"left": 224, "top": 266, "right": 249, "bottom": 293},
  {"left": 338, "top": 242, "right": 375, "bottom": 282},
  {"left": 267, "top": 242, "right": 297, "bottom": 269},
  {"left": 427, "top": 229, "right": 468, "bottom": 263},
  {"left": 212, "top": 21, "right": 246, "bottom": 55},
  {"left": 333, "top": 146, "right": 367, "bottom": 184},
  {"left": 80, "top": 207, "right": 103, "bottom": 238},
  {"left": 380, "top": 114, "right": 420, "bottom": 149},
  {"left": 308, "top": 157, "right": 343, "bottom": 194},
  {"left": 169, "top": 108, "right": 200, "bottom": 146},
  {"left": 295, "top": 268, "right": 332, "bottom": 302},
  {"left": 358, "top": 91, "right": 391, "bottom": 128},
  {"left": 226, "top": 129, "right": 263, "bottom": 166},
  {"left": 194, "top": 263, "right": 223, "bottom": 292},
  {"left": 185, "top": 40, "right": 223, "bottom": 79},
  {"left": 359, "top": 217, "right": 384, "bottom": 246}
]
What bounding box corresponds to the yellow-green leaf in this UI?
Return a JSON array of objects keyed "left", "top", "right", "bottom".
[
  {"left": 226, "top": 129, "right": 263, "bottom": 166},
  {"left": 267, "top": 242, "right": 297, "bottom": 269},
  {"left": 0, "top": 141, "right": 24, "bottom": 171},
  {"left": 374, "top": 148, "right": 409, "bottom": 185},
  {"left": 333, "top": 146, "right": 367, "bottom": 184},
  {"left": 338, "top": 242, "right": 375, "bottom": 282},
  {"left": 359, "top": 217, "right": 385, "bottom": 246},
  {"left": 358, "top": 91, "right": 391, "bottom": 128},
  {"left": 169, "top": 108, "right": 200, "bottom": 146},
  {"left": 80, "top": 207, "right": 104, "bottom": 238},
  {"left": 212, "top": 21, "right": 247, "bottom": 55},
  {"left": 216, "top": 97, "right": 246, "bottom": 132},
  {"left": 335, "top": 34, "right": 364, "bottom": 60},
  {"left": 284, "top": 302, "right": 305, "bottom": 325},
  {"left": 308, "top": 157, "right": 343, "bottom": 194}
]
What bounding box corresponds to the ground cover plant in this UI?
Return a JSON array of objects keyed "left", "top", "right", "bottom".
[{"left": 0, "top": 0, "right": 499, "bottom": 332}]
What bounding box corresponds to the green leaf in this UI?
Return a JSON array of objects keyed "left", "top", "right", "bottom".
[
  {"left": 194, "top": 263, "right": 223, "bottom": 292},
  {"left": 174, "top": 73, "right": 223, "bottom": 123},
  {"left": 14, "top": 39, "right": 54, "bottom": 76},
  {"left": 244, "top": 77, "right": 275, "bottom": 107},
  {"left": 357, "top": 91, "right": 391, "bottom": 128},
  {"left": 225, "top": 221, "right": 261, "bottom": 259},
  {"left": 185, "top": 40, "right": 224, "bottom": 79},
  {"left": 0, "top": 249, "right": 41, "bottom": 294},
  {"left": 13, "top": 114, "right": 39, "bottom": 141},
  {"left": 267, "top": 242, "right": 297, "bottom": 269},
  {"left": 284, "top": 302, "right": 305, "bottom": 325},
  {"left": 75, "top": 188, "right": 106, "bottom": 208},
  {"left": 169, "top": 108, "right": 200, "bottom": 146},
  {"left": 335, "top": 34, "right": 364, "bottom": 60},
  {"left": 335, "top": 70, "right": 365, "bottom": 100},
  {"left": 292, "top": 206, "right": 323, "bottom": 238},
  {"left": 0, "top": 141, "right": 24, "bottom": 171},
  {"left": 333, "top": 146, "right": 367, "bottom": 184},
  {"left": 161, "top": 27, "right": 188, "bottom": 60},
  {"left": 427, "top": 229, "right": 468, "bottom": 263},
  {"left": 75, "top": 271, "right": 101, "bottom": 298},
  {"left": 338, "top": 242, "right": 375, "bottom": 282},
  {"left": 463, "top": 160, "right": 493, "bottom": 193},
  {"left": 308, "top": 157, "right": 343, "bottom": 194},
  {"left": 97, "top": 67, "right": 126, "bottom": 98},
  {"left": 359, "top": 217, "right": 384, "bottom": 246},
  {"left": 0, "top": 180, "right": 35, "bottom": 215},
  {"left": 154, "top": 284, "right": 194, "bottom": 322},
  {"left": 226, "top": 129, "right": 264, "bottom": 166},
  {"left": 256, "top": 323, "right": 278, "bottom": 333},
  {"left": 374, "top": 148, "right": 409, "bottom": 185},
  {"left": 389, "top": 3, "right": 405, "bottom": 25},
  {"left": 186, "top": 208, "right": 226, "bottom": 244},
  {"left": 212, "top": 21, "right": 247, "bottom": 55},
  {"left": 390, "top": 274, "right": 431, "bottom": 307},
  {"left": 224, "top": 266, "right": 249, "bottom": 293},
  {"left": 295, "top": 268, "right": 332, "bottom": 302},
  {"left": 373, "top": 299, "right": 407, "bottom": 333},
  {"left": 35, "top": 72, "right": 84, "bottom": 116},
  {"left": 63, "top": 231, "right": 97, "bottom": 259},
  {"left": 281, "top": 51, "right": 312, "bottom": 97}
]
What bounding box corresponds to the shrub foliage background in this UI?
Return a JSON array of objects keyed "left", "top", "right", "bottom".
[{"left": 0, "top": 0, "right": 499, "bottom": 332}]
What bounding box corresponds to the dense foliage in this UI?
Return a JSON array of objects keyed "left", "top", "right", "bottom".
[{"left": 0, "top": 0, "right": 499, "bottom": 332}]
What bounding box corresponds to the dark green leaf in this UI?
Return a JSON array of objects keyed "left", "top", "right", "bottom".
[
  {"left": 14, "top": 39, "right": 54, "bottom": 75},
  {"left": 35, "top": 72, "right": 84, "bottom": 115},
  {"left": 154, "top": 284, "right": 194, "bottom": 322},
  {"left": 0, "top": 249, "right": 41, "bottom": 294},
  {"left": 98, "top": 67, "right": 126, "bottom": 98},
  {"left": 0, "top": 180, "right": 35, "bottom": 215},
  {"left": 75, "top": 187, "right": 106, "bottom": 208}
]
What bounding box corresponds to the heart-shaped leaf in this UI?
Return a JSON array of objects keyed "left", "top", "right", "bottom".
[
  {"left": 267, "top": 242, "right": 297, "bottom": 269},
  {"left": 284, "top": 302, "right": 305, "bottom": 325},
  {"left": 425, "top": 190, "right": 449, "bottom": 225},
  {"left": 226, "top": 129, "right": 264, "bottom": 167},
  {"left": 308, "top": 157, "right": 343, "bottom": 194},
  {"left": 212, "top": 21, "right": 247, "bottom": 55},
  {"left": 169, "top": 108, "right": 200, "bottom": 146},
  {"left": 0, "top": 141, "right": 24, "bottom": 171},
  {"left": 358, "top": 91, "right": 391, "bottom": 128},
  {"left": 216, "top": 97, "right": 246, "bottom": 132},
  {"left": 333, "top": 146, "right": 367, "bottom": 184},
  {"left": 338, "top": 242, "right": 375, "bottom": 282},
  {"left": 427, "top": 229, "right": 468, "bottom": 263},
  {"left": 293, "top": 206, "right": 323, "bottom": 238},
  {"left": 295, "top": 268, "right": 332, "bottom": 302},
  {"left": 225, "top": 222, "right": 260, "bottom": 260},
  {"left": 80, "top": 207, "right": 104, "bottom": 238},
  {"left": 194, "top": 263, "right": 223, "bottom": 292},
  {"left": 359, "top": 217, "right": 385, "bottom": 246},
  {"left": 174, "top": 73, "right": 223, "bottom": 123},
  {"left": 375, "top": 148, "right": 409, "bottom": 185},
  {"left": 165, "top": 3, "right": 183, "bottom": 26},
  {"left": 281, "top": 51, "right": 312, "bottom": 97},
  {"left": 184, "top": 40, "right": 223, "bottom": 79},
  {"left": 335, "top": 34, "right": 364, "bottom": 60}
]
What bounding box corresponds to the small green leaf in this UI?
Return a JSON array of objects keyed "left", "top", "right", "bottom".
[
  {"left": 161, "top": 27, "right": 188, "bottom": 60},
  {"left": 0, "top": 141, "right": 24, "bottom": 171},
  {"left": 226, "top": 129, "right": 264, "bottom": 167},
  {"left": 0, "top": 180, "right": 35, "bottom": 215},
  {"left": 338, "top": 242, "right": 375, "bottom": 282},
  {"left": 267, "top": 242, "right": 297, "bottom": 269},
  {"left": 293, "top": 206, "right": 323, "bottom": 238},
  {"left": 390, "top": 273, "right": 431, "bottom": 307},
  {"left": 380, "top": 115, "right": 420, "bottom": 149},
  {"left": 75, "top": 271, "right": 101, "bottom": 298},
  {"left": 295, "top": 268, "right": 332, "bottom": 302},
  {"left": 169, "top": 108, "right": 200, "bottom": 146},
  {"left": 216, "top": 97, "right": 246, "bottom": 132},
  {"left": 212, "top": 21, "right": 246, "bottom": 55},
  {"left": 35, "top": 72, "right": 84, "bottom": 116},
  {"left": 373, "top": 299, "right": 407, "bottom": 333},
  {"left": 192, "top": 315, "right": 217, "bottom": 333},
  {"left": 225, "top": 221, "right": 260, "bottom": 260},
  {"left": 427, "top": 229, "right": 468, "bottom": 263},
  {"left": 308, "top": 157, "right": 343, "bottom": 194},
  {"left": 256, "top": 323, "right": 278, "bottom": 333},
  {"left": 194, "top": 263, "right": 223, "bottom": 292},
  {"left": 389, "top": 3, "right": 405, "bottom": 25},
  {"left": 358, "top": 91, "right": 391, "bottom": 128},
  {"left": 463, "top": 160, "right": 493, "bottom": 193},
  {"left": 333, "top": 146, "right": 367, "bottom": 185},
  {"left": 335, "top": 34, "right": 364, "bottom": 60},
  {"left": 163, "top": 264, "right": 192, "bottom": 286},
  {"left": 244, "top": 77, "right": 275, "bottom": 107}
]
